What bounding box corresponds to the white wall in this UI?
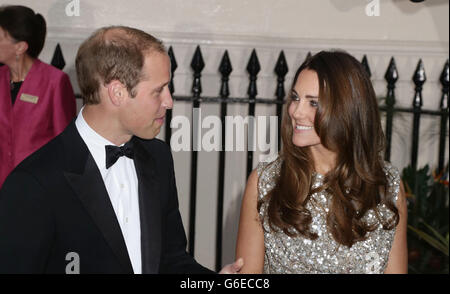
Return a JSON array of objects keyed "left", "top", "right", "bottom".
[{"left": 2, "top": 0, "right": 448, "bottom": 270}]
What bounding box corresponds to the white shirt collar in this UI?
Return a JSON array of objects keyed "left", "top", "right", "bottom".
[{"left": 75, "top": 106, "right": 117, "bottom": 173}]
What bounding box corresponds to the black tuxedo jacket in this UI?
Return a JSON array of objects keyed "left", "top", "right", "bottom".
[{"left": 0, "top": 122, "right": 213, "bottom": 274}]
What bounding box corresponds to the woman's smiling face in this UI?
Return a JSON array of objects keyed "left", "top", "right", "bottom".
[{"left": 288, "top": 69, "right": 322, "bottom": 148}]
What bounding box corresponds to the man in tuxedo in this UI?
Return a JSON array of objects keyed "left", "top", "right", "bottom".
[{"left": 0, "top": 26, "right": 243, "bottom": 274}]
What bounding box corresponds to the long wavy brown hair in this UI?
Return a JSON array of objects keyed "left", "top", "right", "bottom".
[{"left": 258, "top": 51, "right": 399, "bottom": 247}]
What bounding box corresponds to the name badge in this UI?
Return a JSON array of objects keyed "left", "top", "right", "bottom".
[{"left": 20, "top": 93, "right": 39, "bottom": 104}]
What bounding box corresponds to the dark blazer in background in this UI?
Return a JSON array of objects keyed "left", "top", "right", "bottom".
[{"left": 0, "top": 121, "right": 213, "bottom": 274}]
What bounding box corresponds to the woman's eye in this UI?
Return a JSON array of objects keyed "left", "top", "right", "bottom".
[
  {"left": 290, "top": 94, "right": 300, "bottom": 101},
  {"left": 310, "top": 100, "right": 319, "bottom": 107}
]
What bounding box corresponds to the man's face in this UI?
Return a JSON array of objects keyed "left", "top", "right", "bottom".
[{"left": 119, "top": 51, "right": 173, "bottom": 140}]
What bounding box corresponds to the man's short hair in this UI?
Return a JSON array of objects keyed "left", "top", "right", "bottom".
[{"left": 76, "top": 26, "right": 166, "bottom": 105}]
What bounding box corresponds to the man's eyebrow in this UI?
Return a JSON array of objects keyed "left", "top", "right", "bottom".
[
  {"left": 160, "top": 81, "right": 170, "bottom": 88},
  {"left": 152, "top": 81, "right": 169, "bottom": 91}
]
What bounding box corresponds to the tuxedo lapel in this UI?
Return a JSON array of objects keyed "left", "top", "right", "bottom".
[
  {"left": 132, "top": 137, "right": 162, "bottom": 274},
  {"left": 61, "top": 123, "right": 134, "bottom": 274}
]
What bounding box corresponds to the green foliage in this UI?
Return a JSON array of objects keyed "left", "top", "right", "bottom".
[{"left": 402, "top": 164, "right": 449, "bottom": 274}]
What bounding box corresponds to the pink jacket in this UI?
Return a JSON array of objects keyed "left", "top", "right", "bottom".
[{"left": 0, "top": 59, "right": 76, "bottom": 187}]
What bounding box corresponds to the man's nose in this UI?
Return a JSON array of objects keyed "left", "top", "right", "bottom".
[{"left": 162, "top": 88, "right": 173, "bottom": 109}]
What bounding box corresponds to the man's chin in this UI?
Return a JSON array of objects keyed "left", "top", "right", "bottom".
[{"left": 133, "top": 130, "right": 159, "bottom": 140}]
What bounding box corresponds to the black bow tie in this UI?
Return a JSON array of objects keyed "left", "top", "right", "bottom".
[{"left": 105, "top": 141, "right": 134, "bottom": 169}]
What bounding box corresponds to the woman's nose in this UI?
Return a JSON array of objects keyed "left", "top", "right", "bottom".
[{"left": 292, "top": 100, "right": 308, "bottom": 119}]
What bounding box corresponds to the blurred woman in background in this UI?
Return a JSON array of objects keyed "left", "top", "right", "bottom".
[{"left": 0, "top": 5, "right": 76, "bottom": 188}]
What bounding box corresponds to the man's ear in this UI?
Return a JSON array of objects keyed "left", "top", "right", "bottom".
[{"left": 106, "top": 80, "right": 127, "bottom": 106}]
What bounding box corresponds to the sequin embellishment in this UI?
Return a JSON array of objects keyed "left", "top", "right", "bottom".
[{"left": 256, "top": 157, "right": 400, "bottom": 274}]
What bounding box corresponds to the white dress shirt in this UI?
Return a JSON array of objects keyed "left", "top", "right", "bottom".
[{"left": 75, "top": 108, "right": 142, "bottom": 274}]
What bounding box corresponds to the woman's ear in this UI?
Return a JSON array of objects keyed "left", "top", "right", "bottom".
[{"left": 14, "top": 41, "right": 29, "bottom": 56}]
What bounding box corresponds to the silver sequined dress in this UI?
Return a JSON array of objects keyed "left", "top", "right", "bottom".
[{"left": 257, "top": 156, "right": 400, "bottom": 274}]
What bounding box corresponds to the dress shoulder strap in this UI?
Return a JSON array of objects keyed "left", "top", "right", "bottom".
[
  {"left": 383, "top": 161, "right": 401, "bottom": 205},
  {"left": 256, "top": 155, "right": 282, "bottom": 201}
]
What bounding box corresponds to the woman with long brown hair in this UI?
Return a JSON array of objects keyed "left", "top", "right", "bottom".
[{"left": 236, "top": 50, "right": 407, "bottom": 274}]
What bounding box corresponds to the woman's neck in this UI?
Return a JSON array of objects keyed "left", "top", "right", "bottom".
[
  {"left": 310, "top": 144, "right": 337, "bottom": 175},
  {"left": 9, "top": 54, "right": 34, "bottom": 82}
]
